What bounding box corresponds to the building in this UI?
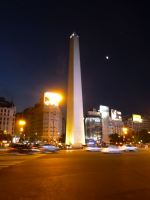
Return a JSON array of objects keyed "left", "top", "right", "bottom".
[
  {"left": 123, "top": 114, "right": 150, "bottom": 133},
  {"left": 109, "top": 120, "right": 124, "bottom": 135},
  {"left": 141, "top": 116, "right": 150, "bottom": 131},
  {"left": 20, "top": 103, "right": 43, "bottom": 139},
  {"left": 43, "top": 96, "right": 62, "bottom": 142},
  {"left": 18, "top": 93, "right": 62, "bottom": 143},
  {"left": 100, "top": 105, "right": 110, "bottom": 144},
  {"left": 66, "top": 33, "right": 85, "bottom": 146},
  {"left": 109, "top": 109, "right": 124, "bottom": 135},
  {"left": 0, "top": 97, "right": 16, "bottom": 135},
  {"left": 99, "top": 106, "right": 125, "bottom": 143},
  {"left": 85, "top": 108, "right": 102, "bottom": 142}
]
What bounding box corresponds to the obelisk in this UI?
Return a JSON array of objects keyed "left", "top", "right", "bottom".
[{"left": 66, "top": 33, "right": 85, "bottom": 146}]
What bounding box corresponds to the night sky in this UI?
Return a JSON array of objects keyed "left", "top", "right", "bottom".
[{"left": 0, "top": 1, "right": 150, "bottom": 115}]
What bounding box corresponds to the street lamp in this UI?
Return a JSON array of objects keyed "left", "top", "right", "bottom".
[
  {"left": 122, "top": 127, "right": 128, "bottom": 135},
  {"left": 18, "top": 119, "right": 26, "bottom": 139},
  {"left": 122, "top": 127, "right": 128, "bottom": 143},
  {"left": 18, "top": 120, "right": 26, "bottom": 126}
]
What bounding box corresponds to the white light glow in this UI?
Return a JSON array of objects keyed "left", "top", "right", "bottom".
[
  {"left": 44, "top": 92, "right": 62, "bottom": 106},
  {"left": 111, "top": 109, "right": 122, "bottom": 121},
  {"left": 100, "top": 105, "right": 109, "bottom": 119},
  {"left": 132, "top": 114, "right": 143, "bottom": 123}
]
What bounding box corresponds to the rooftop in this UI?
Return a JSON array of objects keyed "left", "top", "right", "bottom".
[{"left": 0, "top": 97, "right": 14, "bottom": 108}]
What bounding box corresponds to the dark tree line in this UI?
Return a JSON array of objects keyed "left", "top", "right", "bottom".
[
  {"left": 109, "top": 129, "right": 150, "bottom": 144},
  {"left": 0, "top": 130, "right": 12, "bottom": 141}
]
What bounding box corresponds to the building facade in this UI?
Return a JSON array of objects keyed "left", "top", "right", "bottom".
[
  {"left": 100, "top": 105, "right": 110, "bottom": 144},
  {"left": 18, "top": 94, "right": 62, "bottom": 143},
  {"left": 85, "top": 108, "right": 102, "bottom": 142},
  {"left": 109, "top": 120, "right": 124, "bottom": 135},
  {"left": 0, "top": 97, "right": 16, "bottom": 135},
  {"left": 109, "top": 109, "right": 124, "bottom": 135},
  {"left": 123, "top": 114, "right": 150, "bottom": 133},
  {"left": 42, "top": 103, "right": 62, "bottom": 142}
]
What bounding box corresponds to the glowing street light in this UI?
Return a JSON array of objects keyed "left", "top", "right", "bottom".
[
  {"left": 20, "top": 127, "right": 24, "bottom": 133},
  {"left": 122, "top": 127, "right": 128, "bottom": 135},
  {"left": 122, "top": 127, "right": 128, "bottom": 143},
  {"left": 18, "top": 120, "right": 26, "bottom": 126},
  {"left": 18, "top": 119, "right": 26, "bottom": 135}
]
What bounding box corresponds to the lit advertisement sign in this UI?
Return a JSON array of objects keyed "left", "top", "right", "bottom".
[
  {"left": 44, "top": 92, "right": 62, "bottom": 106},
  {"left": 100, "top": 105, "right": 109, "bottom": 113},
  {"left": 111, "top": 109, "right": 122, "bottom": 121},
  {"left": 132, "top": 114, "right": 143, "bottom": 123},
  {"left": 100, "top": 105, "right": 109, "bottom": 118}
]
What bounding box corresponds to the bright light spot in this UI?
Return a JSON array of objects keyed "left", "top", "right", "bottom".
[
  {"left": 70, "top": 32, "right": 78, "bottom": 38},
  {"left": 12, "top": 136, "right": 20, "bottom": 143},
  {"left": 18, "top": 120, "right": 26, "bottom": 126},
  {"left": 122, "top": 127, "right": 128, "bottom": 135},
  {"left": 20, "top": 127, "right": 24, "bottom": 132},
  {"left": 132, "top": 114, "right": 143, "bottom": 123},
  {"left": 106, "top": 56, "right": 109, "bottom": 60},
  {"left": 44, "top": 92, "right": 62, "bottom": 106}
]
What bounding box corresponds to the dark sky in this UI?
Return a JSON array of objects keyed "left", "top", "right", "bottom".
[{"left": 0, "top": 1, "right": 150, "bottom": 115}]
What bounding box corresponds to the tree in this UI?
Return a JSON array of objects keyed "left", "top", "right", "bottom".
[
  {"left": 0, "top": 131, "right": 12, "bottom": 141},
  {"left": 109, "top": 133, "right": 123, "bottom": 144},
  {"left": 133, "top": 129, "right": 150, "bottom": 144}
]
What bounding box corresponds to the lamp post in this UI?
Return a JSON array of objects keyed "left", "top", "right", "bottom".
[
  {"left": 18, "top": 119, "right": 26, "bottom": 140},
  {"left": 122, "top": 127, "right": 128, "bottom": 143}
]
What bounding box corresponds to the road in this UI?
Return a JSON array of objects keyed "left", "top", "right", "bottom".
[
  {"left": 0, "top": 152, "right": 42, "bottom": 170},
  {"left": 0, "top": 150, "right": 150, "bottom": 200}
]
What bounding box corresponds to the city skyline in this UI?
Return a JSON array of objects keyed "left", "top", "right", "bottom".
[{"left": 0, "top": 1, "right": 150, "bottom": 115}]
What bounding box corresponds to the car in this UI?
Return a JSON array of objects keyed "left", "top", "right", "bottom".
[
  {"left": 120, "top": 144, "right": 138, "bottom": 152},
  {"left": 85, "top": 146, "right": 101, "bottom": 152},
  {"left": 9, "top": 143, "right": 33, "bottom": 154},
  {"left": 40, "top": 144, "right": 59, "bottom": 153},
  {"left": 101, "top": 145, "right": 122, "bottom": 153},
  {"left": 65, "top": 145, "right": 72, "bottom": 150},
  {"left": 31, "top": 146, "right": 41, "bottom": 152}
]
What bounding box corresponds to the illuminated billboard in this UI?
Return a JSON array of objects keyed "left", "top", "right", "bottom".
[
  {"left": 100, "top": 105, "right": 109, "bottom": 113},
  {"left": 44, "top": 92, "right": 62, "bottom": 106},
  {"left": 111, "top": 109, "right": 122, "bottom": 121},
  {"left": 132, "top": 114, "right": 143, "bottom": 123},
  {"left": 100, "top": 105, "right": 109, "bottom": 118}
]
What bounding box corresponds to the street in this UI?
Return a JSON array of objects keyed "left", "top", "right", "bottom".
[{"left": 0, "top": 150, "right": 150, "bottom": 200}]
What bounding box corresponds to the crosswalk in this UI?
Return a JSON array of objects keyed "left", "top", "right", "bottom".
[{"left": 0, "top": 153, "right": 42, "bottom": 170}]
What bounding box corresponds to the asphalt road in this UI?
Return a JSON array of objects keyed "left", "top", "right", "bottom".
[{"left": 0, "top": 150, "right": 150, "bottom": 200}]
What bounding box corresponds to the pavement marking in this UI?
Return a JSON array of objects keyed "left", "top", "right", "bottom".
[{"left": 0, "top": 153, "right": 44, "bottom": 170}]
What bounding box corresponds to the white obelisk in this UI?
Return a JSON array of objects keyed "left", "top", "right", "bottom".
[{"left": 66, "top": 33, "right": 85, "bottom": 146}]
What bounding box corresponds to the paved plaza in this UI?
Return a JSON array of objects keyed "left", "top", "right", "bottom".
[{"left": 0, "top": 150, "right": 150, "bottom": 200}]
